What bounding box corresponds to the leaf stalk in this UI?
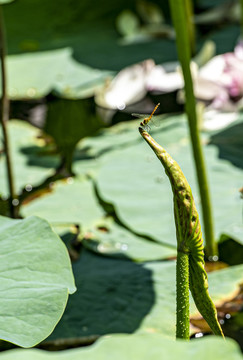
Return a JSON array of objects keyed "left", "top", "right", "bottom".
[
  {"left": 168, "top": 0, "right": 216, "bottom": 257},
  {"left": 0, "top": 5, "right": 17, "bottom": 218}
]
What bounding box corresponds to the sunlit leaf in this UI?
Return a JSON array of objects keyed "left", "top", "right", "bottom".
[
  {"left": 83, "top": 218, "right": 176, "bottom": 261},
  {"left": 3, "top": 49, "right": 111, "bottom": 100},
  {"left": 53, "top": 57, "right": 112, "bottom": 99},
  {"left": 6, "top": 49, "right": 71, "bottom": 99},
  {"left": 0, "top": 334, "right": 242, "bottom": 359},
  {"left": 0, "top": 120, "right": 58, "bottom": 198},
  {"left": 94, "top": 114, "right": 243, "bottom": 249},
  {"left": 0, "top": 216, "right": 76, "bottom": 347},
  {"left": 190, "top": 264, "right": 243, "bottom": 315},
  {"left": 21, "top": 176, "right": 104, "bottom": 234}
]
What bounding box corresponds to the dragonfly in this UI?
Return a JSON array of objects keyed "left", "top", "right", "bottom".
[{"left": 132, "top": 103, "right": 160, "bottom": 131}]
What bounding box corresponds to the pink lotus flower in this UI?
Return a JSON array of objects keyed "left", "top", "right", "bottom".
[
  {"left": 197, "top": 42, "right": 243, "bottom": 110},
  {"left": 95, "top": 41, "right": 243, "bottom": 129}
]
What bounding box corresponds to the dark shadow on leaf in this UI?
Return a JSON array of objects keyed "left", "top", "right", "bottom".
[
  {"left": 45, "top": 248, "right": 155, "bottom": 342},
  {"left": 209, "top": 121, "right": 243, "bottom": 169},
  {"left": 218, "top": 234, "right": 243, "bottom": 266},
  {"left": 19, "top": 144, "right": 94, "bottom": 169},
  {"left": 20, "top": 145, "right": 60, "bottom": 169},
  {"left": 17, "top": 97, "right": 104, "bottom": 174}
]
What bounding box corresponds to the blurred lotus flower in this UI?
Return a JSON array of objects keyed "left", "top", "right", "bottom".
[
  {"left": 146, "top": 64, "right": 183, "bottom": 92},
  {"left": 95, "top": 59, "right": 155, "bottom": 110},
  {"left": 95, "top": 41, "right": 243, "bottom": 132},
  {"left": 202, "top": 109, "right": 238, "bottom": 131},
  {"left": 196, "top": 42, "right": 243, "bottom": 110},
  {"left": 146, "top": 42, "right": 243, "bottom": 118}
]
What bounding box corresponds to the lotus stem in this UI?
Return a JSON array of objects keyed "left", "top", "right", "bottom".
[
  {"left": 0, "top": 5, "right": 17, "bottom": 218},
  {"left": 168, "top": 0, "right": 217, "bottom": 258},
  {"left": 139, "top": 126, "right": 224, "bottom": 339}
]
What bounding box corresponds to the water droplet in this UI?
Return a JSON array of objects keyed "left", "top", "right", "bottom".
[
  {"left": 9, "top": 87, "right": 18, "bottom": 97},
  {"left": 97, "top": 244, "right": 105, "bottom": 252},
  {"left": 208, "top": 255, "right": 219, "bottom": 262},
  {"left": 49, "top": 182, "right": 55, "bottom": 189},
  {"left": 117, "top": 102, "right": 126, "bottom": 110},
  {"left": 97, "top": 244, "right": 107, "bottom": 253},
  {"left": 25, "top": 184, "right": 32, "bottom": 192},
  {"left": 27, "top": 87, "right": 37, "bottom": 97},
  {"left": 225, "top": 313, "right": 231, "bottom": 319},
  {"left": 66, "top": 177, "right": 74, "bottom": 185},
  {"left": 195, "top": 332, "right": 203, "bottom": 338},
  {"left": 219, "top": 319, "right": 224, "bottom": 325},
  {"left": 12, "top": 198, "right": 19, "bottom": 206},
  {"left": 121, "top": 244, "right": 128, "bottom": 251}
]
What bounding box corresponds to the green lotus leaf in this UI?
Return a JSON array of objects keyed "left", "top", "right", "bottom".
[
  {"left": 3, "top": 48, "right": 111, "bottom": 100},
  {"left": 83, "top": 218, "right": 176, "bottom": 261},
  {"left": 0, "top": 215, "right": 76, "bottom": 348},
  {"left": 95, "top": 115, "right": 243, "bottom": 250},
  {"left": 0, "top": 334, "right": 242, "bottom": 359},
  {"left": 3, "top": 0, "right": 177, "bottom": 71},
  {"left": 44, "top": 249, "right": 243, "bottom": 342},
  {"left": 0, "top": 120, "right": 58, "bottom": 199},
  {"left": 6, "top": 48, "right": 71, "bottom": 99},
  {"left": 52, "top": 57, "right": 112, "bottom": 99},
  {"left": 21, "top": 176, "right": 104, "bottom": 234}
]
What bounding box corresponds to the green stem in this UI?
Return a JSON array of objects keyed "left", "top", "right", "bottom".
[
  {"left": 139, "top": 127, "right": 224, "bottom": 339},
  {"left": 56, "top": 147, "right": 75, "bottom": 178},
  {"left": 240, "top": 0, "right": 243, "bottom": 38},
  {"left": 0, "top": 5, "right": 17, "bottom": 218},
  {"left": 176, "top": 251, "right": 190, "bottom": 339},
  {"left": 168, "top": 0, "right": 216, "bottom": 258},
  {"left": 185, "top": 0, "right": 196, "bottom": 56}
]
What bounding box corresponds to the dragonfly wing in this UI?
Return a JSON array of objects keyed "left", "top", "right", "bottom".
[{"left": 132, "top": 113, "right": 150, "bottom": 119}]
